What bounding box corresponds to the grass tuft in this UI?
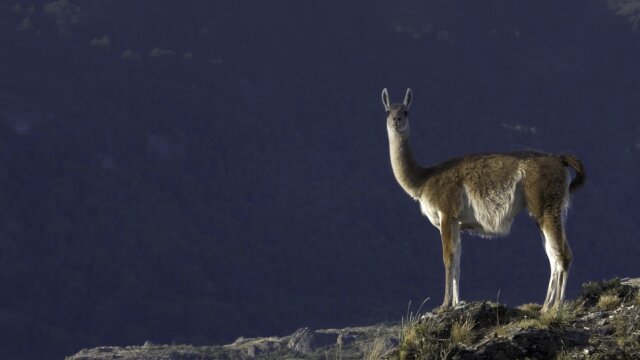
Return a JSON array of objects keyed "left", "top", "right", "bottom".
[
  {"left": 554, "top": 349, "right": 572, "bottom": 360},
  {"left": 397, "top": 299, "right": 430, "bottom": 360},
  {"left": 537, "top": 307, "right": 571, "bottom": 327},
  {"left": 397, "top": 320, "right": 453, "bottom": 360},
  {"left": 398, "top": 299, "right": 429, "bottom": 346},
  {"left": 517, "top": 303, "right": 542, "bottom": 314},
  {"left": 363, "top": 329, "right": 390, "bottom": 360},
  {"left": 515, "top": 318, "right": 542, "bottom": 330},
  {"left": 450, "top": 317, "right": 475, "bottom": 345},
  {"left": 580, "top": 278, "right": 636, "bottom": 307},
  {"left": 597, "top": 293, "right": 622, "bottom": 311}
]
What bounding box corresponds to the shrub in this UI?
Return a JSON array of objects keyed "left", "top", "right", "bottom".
[{"left": 597, "top": 293, "right": 622, "bottom": 311}]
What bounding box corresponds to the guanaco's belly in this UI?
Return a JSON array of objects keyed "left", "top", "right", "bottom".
[
  {"left": 419, "top": 188, "right": 526, "bottom": 237},
  {"left": 458, "top": 188, "right": 526, "bottom": 237}
]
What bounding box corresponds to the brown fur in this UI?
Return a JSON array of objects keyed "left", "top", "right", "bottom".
[{"left": 382, "top": 88, "right": 585, "bottom": 311}]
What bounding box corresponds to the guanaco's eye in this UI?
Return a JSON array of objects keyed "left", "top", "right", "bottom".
[{"left": 404, "top": 111, "right": 409, "bottom": 116}]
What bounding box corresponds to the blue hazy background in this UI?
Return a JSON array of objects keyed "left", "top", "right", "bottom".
[{"left": 0, "top": 0, "right": 639, "bottom": 358}]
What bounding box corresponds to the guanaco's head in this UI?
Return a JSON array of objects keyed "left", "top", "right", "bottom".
[{"left": 382, "top": 88, "right": 413, "bottom": 133}]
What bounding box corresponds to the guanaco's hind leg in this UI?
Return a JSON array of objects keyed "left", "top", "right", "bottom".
[{"left": 540, "top": 215, "right": 572, "bottom": 312}]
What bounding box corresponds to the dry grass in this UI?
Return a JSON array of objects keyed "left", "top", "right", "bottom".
[
  {"left": 492, "top": 317, "right": 540, "bottom": 338},
  {"left": 597, "top": 293, "right": 622, "bottom": 311},
  {"left": 398, "top": 299, "right": 429, "bottom": 346},
  {"left": 395, "top": 299, "right": 459, "bottom": 360},
  {"left": 554, "top": 349, "right": 572, "bottom": 360},
  {"left": 363, "top": 330, "right": 390, "bottom": 360},
  {"left": 515, "top": 318, "right": 542, "bottom": 330},
  {"left": 398, "top": 322, "right": 449, "bottom": 360},
  {"left": 609, "top": 302, "right": 640, "bottom": 355},
  {"left": 537, "top": 306, "right": 572, "bottom": 328},
  {"left": 450, "top": 317, "right": 475, "bottom": 345},
  {"left": 400, "top": 325, "right": 421, "bottom": 349},
  {"left": 492, "top": 303, "right": 576, "bottom": 337},
  {"left": 397, "top": 300, "right": 429, "bottom": 360},
  {"left": 537, "top": 310, "right": 557, "bottom": 327},
  {"left": 517, "top": 303, "right": 542, "bottom": 314},
  {"left": 492, "top": 322, "right": 512, "bottom": 337}
]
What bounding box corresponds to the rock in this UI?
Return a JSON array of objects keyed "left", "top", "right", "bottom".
[
  {"left": 245, "top": 339, "right": 282, "bottom": 358},
  {"left": 512, "top": 328, "right": 588, "bottom": 358},
  {"left": 621, "top": 278, "right": 640, "bottom": 288},
  {"left": 65, "top": 279, "right": 640, "bottom": 360},
  {"left": 579, "top": 278, "right": 637, "bottom": 307},
  {"left": 458, "top": 340, "right": 525, "bottom": 360},
  {"left": 580, "top": 311, "right": 605, "bottom": 321},
  {"left": 286, "top": 327, "right": 340, "bottom": 354},
  {"left": 583, "top": 346, "right": 595, "bottom": 355},
  {"left": 286, "top": 327, "right": 314, "bottom": 354},
  {"left": 453, "top": 327, "right": 589, "bottom": 360},
  {"left": 337, "top": 332, "right": 357, "bottom": 347},
  {"left": 420, "top": 301, "right": 509, "bottom": 339}
]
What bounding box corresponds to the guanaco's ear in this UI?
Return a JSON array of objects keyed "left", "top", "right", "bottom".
[
  {"left": 381, "top": 88, "right": 390, "bottom": 111},
  {"left": 403, "top": 88, "right": 413, "bottom": 110}
]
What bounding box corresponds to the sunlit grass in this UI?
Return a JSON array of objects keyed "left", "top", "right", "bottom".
[
  {"left": 364, "top": 327, "right": 392, "bottom": 360},
  {"left": 554, "top": 349, "right": 572, "bottom": 360},
  {"left": 597, "top": 293, "right": 622, "bottom": 310},
  {"left": 450, "top": 317, "right": 475, "bottom": 345}
]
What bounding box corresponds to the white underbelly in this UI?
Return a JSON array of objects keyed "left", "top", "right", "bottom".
[
  {"left": 418, "top": 186, "right": 526, "bottom": 237},
  {"left": 460, "top": 185, "right": 525, "bottom": 237}
]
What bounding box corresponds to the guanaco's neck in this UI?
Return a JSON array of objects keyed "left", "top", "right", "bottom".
[{"left": 387, "top": 128, "right": 426, "bottom": 199}]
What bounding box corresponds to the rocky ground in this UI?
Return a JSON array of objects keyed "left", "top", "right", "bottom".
[
  {"left": 66, "top": 278, "right": 640, "bottom": 360},
  {"left": 65, "top": 324, "right": 400, "bottom": 360}
]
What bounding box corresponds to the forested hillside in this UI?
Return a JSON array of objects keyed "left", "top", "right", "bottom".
[{"left": 0, "top": 1, "right": 639, "bottom": 359}]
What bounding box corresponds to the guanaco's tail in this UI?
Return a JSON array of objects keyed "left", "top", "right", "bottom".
[{"left": 559, "top": 154, "right": 586, "bottom": 192}]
